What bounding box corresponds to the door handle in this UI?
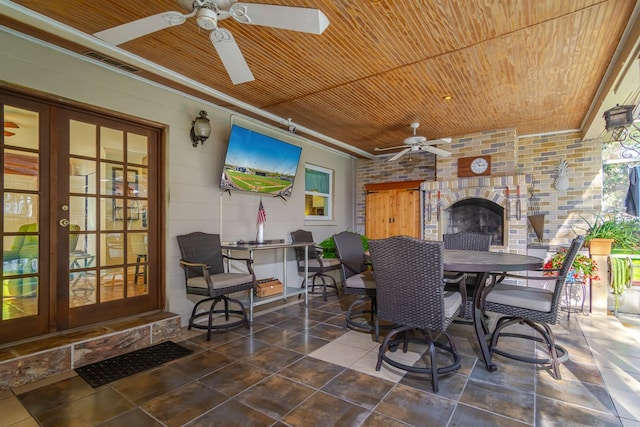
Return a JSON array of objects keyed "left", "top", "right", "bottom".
[{"left": 59, "top": 219, "right": 70, "bottom": 227}]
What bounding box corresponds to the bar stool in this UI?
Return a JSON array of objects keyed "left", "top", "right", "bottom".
[{"left": 134, "top": 254, "right": 147, "bottom": 285}]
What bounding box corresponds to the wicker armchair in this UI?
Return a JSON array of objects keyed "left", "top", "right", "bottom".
[
  {"left": 290, "top": 229, "right": 340, "bottom": 301},
  {"left": 443, "top": 232, "right": 492, "bottom": 319},
  {"left": 368, "top": 236, "right": 463, "bottom": 393},
  {"left": 176, "top": 232, "right": 256, "bottom": 340},
  {"left": 481, "top": 235, "right": 585, "bottom": 378}
]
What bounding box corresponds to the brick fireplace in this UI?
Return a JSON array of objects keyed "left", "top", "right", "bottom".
[{"left": 421, "top": 174, "right": 530, "bottom": 254}]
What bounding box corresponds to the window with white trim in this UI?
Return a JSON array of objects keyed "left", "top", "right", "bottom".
[{"left": 304, "top": 164, "right": 333, "bottom": 220}]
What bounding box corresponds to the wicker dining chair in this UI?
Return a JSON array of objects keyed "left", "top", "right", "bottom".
[
  {"left": 481, "top": 235, "right": 585, "bottom": 378},
  {"left": 290, "top": 229, "right": 340, "bottom": 301},
  {"left": 176, "top": 232, "right": 256, "bottom": 340},
  {"left": 368, "top": 235, "right": 463, "bottom": 393},
  {"left": 443, "top": 232, "right": 493, "bottom": 319},
  {"left": 333, "top": 231, "right": 381, "bottom": 337}
]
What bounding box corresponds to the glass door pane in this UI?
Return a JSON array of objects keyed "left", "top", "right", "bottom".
[
  {"left": 61, "top": 111, "right": 156, "bottom": 330},
  {"left": 1, "top": 99, "right": 50, "bottom": 343}
]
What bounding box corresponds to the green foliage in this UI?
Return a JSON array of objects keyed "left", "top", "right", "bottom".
[
  {"left": 317, "top": 233, "right": 368, "bottom": 259},
  {"left": 576, "top": 215, "right": 638, "bottom": 249},
  {"left": 543, "top": 250, "right": 599, "bottom": 280}
]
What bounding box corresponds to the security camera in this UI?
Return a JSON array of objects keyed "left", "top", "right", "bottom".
[{"left": 287, "top": 118, "right": 297, "bottom": 133}]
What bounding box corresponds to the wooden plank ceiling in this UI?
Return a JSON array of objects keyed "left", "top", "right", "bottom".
[{"left": 2, "top": 0, "right": 637, "bottom": 157}]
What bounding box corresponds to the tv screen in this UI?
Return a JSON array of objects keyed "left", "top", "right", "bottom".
[{"left": 220, "top": 125, "right": 303, "bottom": 197}]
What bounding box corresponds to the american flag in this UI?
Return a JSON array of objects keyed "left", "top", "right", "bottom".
[{"left": 257, "top": 199, "right": 267, "bottom": 225}]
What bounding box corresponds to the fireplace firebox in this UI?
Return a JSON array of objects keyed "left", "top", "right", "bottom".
[{"left": 444, "top": 198, "right": 504, "bottom": 245}]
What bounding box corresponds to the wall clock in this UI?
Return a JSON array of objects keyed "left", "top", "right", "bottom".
[{"left": 457, "top": 155, "right": 491, "bottom": 177}]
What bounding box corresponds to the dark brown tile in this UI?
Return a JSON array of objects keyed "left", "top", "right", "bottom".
[
  {"left": 376, "top": 383, "right": 456, "bottom": 426},
  {"left": 200, "top": 361, "right": 271, "bottom": 397},
  {"left": 97, "top": 408, "right": 164, "bottom": 427},
  {"left": 239, "top": 321, "right": 271, "bottom": 335},
  {"left": 535, "top": 375, "right": 617, "bottom": 415},
  {"left": 17, "top": 375, "right": 95, "bottom": 417},
  {"left": 112, "top": 366, "right": 192, "bottom": 404},
  {"left": 172, "top": 337, "right": 208, "bottom": 354},
  {"left": 400, "top": 371, "right": 467, "bottom": 401},
  {"left": 321, "top": 369, "right": 394, "bottom": 410},
  {"left": 185, "top": 399, "right": 276, "bottom": 426},
  {"left": 245, "top": 345, "right": 304, "bottom": 372},
  {"left": 220, "top": 336, "right": 272, "bottom": 359},
  {"left": 250, "top": 326, "right": 297, "bottom": 344},
  {"left": 141, "top": 381, "right": 228, "bottom": 427},
  {"left": 459, "top": 377, "right": 535, "bottom": 424},
  {"left": 305, "top": 309, "right": 338, "bottom": 323},
  {"left": 469, "top": 354, "right": 535, "bottom": 392},
  {"left": 281, "top": 390, "right": 370, "bottom": 426},
  {"left": 278, "top": 356, "right": 344, "bottom": 389},
  {"left": 256, "top": 311, "right": 292, "bottom": 325},
  {"left": 274, "top": 317, "right": 319, "bottom": 331},
  {"left": 362, "top": 411, "right": 411, "bottom": 427},
  {"left": 169, "top": 349, "right": 233, "bottom": 379},
  {"left": 187, "top": 330, "right": 244, "bottom": 349},
  {"left": 536, "top": 359, "right": 604, "bottom": 386},
  {"left": 308, "top": 323, "right": 349, "bottom": 340},
  {"left": 34, "top": 387, "right": 134, "bottom": 427},
  {"left": 237, "top": 375, "right": 315, "bottom": 419},
  {"left": 276, "top": 332, "right": 330, "bottom": 354},
  {"left": 324, "top": 314, "right": 348, "bottom": 328},
  {"left": 535, "top": 395, "right": 622, "bottom": 426},
  {"left": 449, "top": 403, "right": 531, "bottom": 427}
]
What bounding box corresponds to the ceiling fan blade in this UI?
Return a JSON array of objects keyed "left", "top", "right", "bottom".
[
  {"left": 210, "top": 29, "right": 255, "bottom": 84},
  {"left": 94, "top": 11, "right": 188, "bottom": 45},
  {"left": 389, "top": 148, "right": 411, "bottom": 161},
  {"left": 420, "top": 145, "right": 452, "bottom": 157},
  {"left": 374, "top": 145, "right": 407, "bottom": 152},
  {"left": 426, "top": 137, "right": 452, "bottom": 145},
  {"left": 233, "top": 3, "right": 330, "bottom": 34}
]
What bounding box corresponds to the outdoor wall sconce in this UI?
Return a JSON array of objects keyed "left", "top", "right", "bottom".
[
  {"left": 190, "top": 110, "right": 211, "bottom": 147},
  {"left": 604, "top": 104, "right": 635, "bottom": 131},
  {"left": 604, "top": 104, "right": 639, "bottom": 157}
]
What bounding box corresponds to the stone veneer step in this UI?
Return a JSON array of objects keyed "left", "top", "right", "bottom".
[{"left": 0, "top": 311, "right": 181, "bottom": 390}]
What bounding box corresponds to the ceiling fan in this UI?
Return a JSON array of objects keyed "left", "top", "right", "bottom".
[
  {"left": 4, "top": 121, "right": 18, "bottom": 137},
  {"left": 93, "top": 0, "right": 330, "bottom": 84},
  {"left": 374, "top": 122, "right": 452, "bottom": 161}
]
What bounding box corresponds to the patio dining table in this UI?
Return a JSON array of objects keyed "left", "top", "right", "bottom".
[{"left": 443, "top": 249, "right": 543, "bottom": 372}]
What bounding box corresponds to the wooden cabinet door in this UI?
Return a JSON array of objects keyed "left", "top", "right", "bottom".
[
  {"left": 365, "top": 191, "right": 390, "bottom": 239},
  {"left": 365, "top": 186, "right": 421, "bottom": 239},
  {"left": 393, "top": 189, "right": 420, "bottom": 238}
]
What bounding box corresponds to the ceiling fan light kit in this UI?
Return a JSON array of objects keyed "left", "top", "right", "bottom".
[{"left": 93, "top": 0, "right": 330, "bottom": 85}]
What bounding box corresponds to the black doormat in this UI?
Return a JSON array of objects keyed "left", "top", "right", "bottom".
[{"left": 75, "top": 341, "right": 193, "bottom": 388}]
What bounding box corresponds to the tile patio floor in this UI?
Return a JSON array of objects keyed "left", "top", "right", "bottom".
[{"left": 1, "top": 293, "right": 640, "bottom": 427}]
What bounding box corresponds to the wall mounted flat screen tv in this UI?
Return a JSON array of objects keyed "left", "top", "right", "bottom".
[{"left": 220, "top": 125, "right": 303, "bottom": 197}]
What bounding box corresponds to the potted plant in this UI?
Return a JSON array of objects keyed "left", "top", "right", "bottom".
[
  {"left": 577, "top": 215, "right": 636, "bottom": 255},
  {"left": 318, "top": 233, "right": 369, "bottom": 259}
]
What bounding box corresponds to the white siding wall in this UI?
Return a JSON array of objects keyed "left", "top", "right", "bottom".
[{"left": 1, "top": 30, "right": 356, "bottom": 324}]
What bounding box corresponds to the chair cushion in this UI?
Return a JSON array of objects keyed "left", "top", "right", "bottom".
[
  {"left": 443, "top": 291, "right": 463, "bottom": 319},
  {"left": 345, "top": 270, "right": 376, "bottom": 290},
  {"left": 485, "top": 283, "right": 554, "bottom": 312},
  {"left": 187, "top": 273, "right": 254, "bottom": 291}
]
